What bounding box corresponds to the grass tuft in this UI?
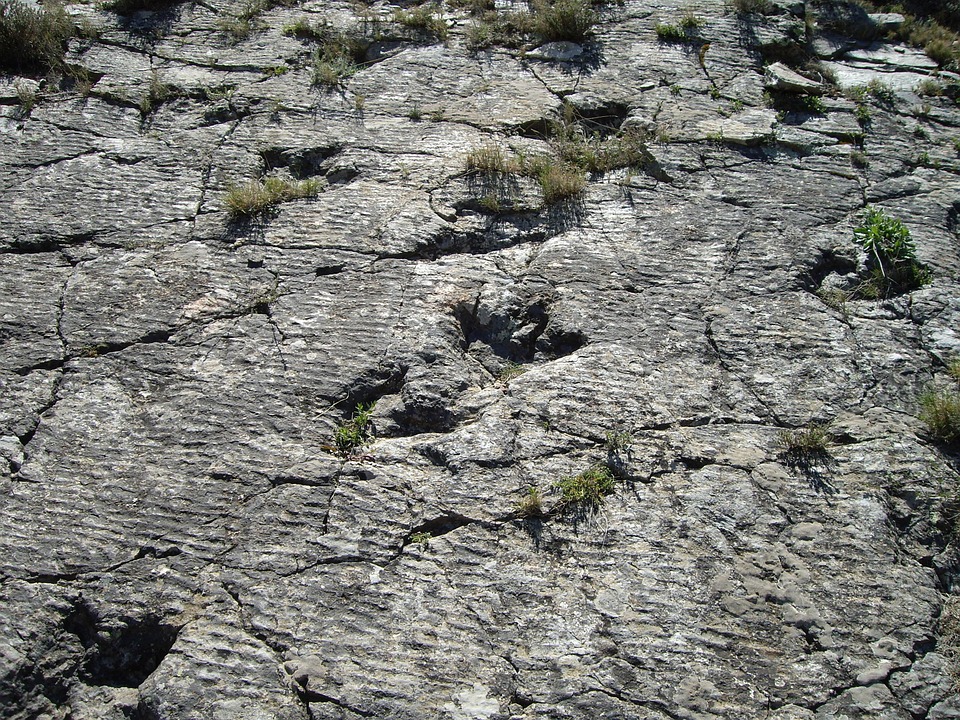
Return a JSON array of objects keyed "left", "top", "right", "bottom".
[
  {"left": 920, "top": 388, "right": 960, "bottom": 445},
  {"left": 224, "top": 176, "right": 320, "bottom": 219},
  {"left": 554, "top": 465, "right": 616, "bottom": 509},
  {"left": 515, "top": 487, "right": 544, "bottom": 517},
  {"left": 530, "top": 0, "right": 596, "bottom": 43},
  {"left": 0, "top": 0, "right": 74, "bottom": 74}
]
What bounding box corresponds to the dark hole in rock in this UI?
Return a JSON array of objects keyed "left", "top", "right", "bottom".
[
  {"left": 535, "top": 327, "right": 587, "bottom": 360},
  {"left": 64, "top": 602, "right": 180, "bottom": 688},
  {"left": 803, "top": 248, "right": 857, "bottom": 290},
  {"left": 340, "top": 363, "right": 407, "bottom": 419},
  {"left": 947, "top": 202, "right": 960, "bottom": 236},
  {"left": 261, "top": 145, "right": 343, "bottom": 179}
]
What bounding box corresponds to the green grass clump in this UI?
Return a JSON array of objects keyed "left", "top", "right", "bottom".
[
  {"left": 225, "top": 176, "right": 320, "bottom": 218},
  {"left": 556, "top": 129, "right": 653, "bottom": 174},
  {"left": 777, "top": 423, "right": 831, "bottom": 456},
  {"left": 515, "top": 486, "right": 544, "bottom": 517},
  {"left": 465, "top": 8, "right": 534, "bottom": 49},
  {"left": 655, "top": 22, "right": 688, "bottom": 41},
  {"left": 310, "top": 30, "right": 368, "bottom": 87},
  {"left": 530, "top": 0, "right": 596, "bottom": 43},
  {"left": 555, "top": 465, "right": 616, "bottom": 508},
  {"left": 0, "top": 0, "right": 75, "bottom": 74},
  {"left": 529, "top": 156, "right": 585, "bottom": 203},
  {"left": 920, "top": 389, "right": 960, "bottom": 445},
  {"left": 466, "top": 143, "right": 519, "bottom": 174},
  {"left": 730, "top": 0, "right": 776, "bottom": 14},
  {"left": 334, "top": 402, "right": 376, "bottom": 456},
  {"left": 394, "top": 3, "right": 448, "bottom": 41}
]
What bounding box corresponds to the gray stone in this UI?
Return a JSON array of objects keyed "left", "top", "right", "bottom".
[
  {"left": 765, "top": 62, "right": 824, "bottom": 94},
  {"left": 525, "top": 41, "right": 584, "bottom": 61},
  {"left": 0, "top": 0, "right": 958, "bottom": 717}
]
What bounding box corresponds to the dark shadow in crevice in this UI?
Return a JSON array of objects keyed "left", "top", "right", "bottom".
[{"left": 64, "top": 600, "right": 180, "bottom": 689}]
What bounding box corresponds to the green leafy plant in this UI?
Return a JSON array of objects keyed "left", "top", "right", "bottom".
[
  {"left": 853, "top": 207, "right": 931, "bottom": 298},
  {"left": 224, "top": 176, "right": 320, "bottom": 219},
  {"left": 920, "top": 388, "right": 960, "bottom": 444},
  {"left": 410, "top": 531, "right": 432, "bottom": 548},
  {"left": 334, "top": 402, "right": 376, "bottom": 456},
  {"left": 0, "top": 0, "right": 75, "bottom": 74},
  {"left": 554, "top": 465, "right": 616, "bottom": 509},
  {"left": 655, "top": 22, "right": 688, "bottom": 41}
]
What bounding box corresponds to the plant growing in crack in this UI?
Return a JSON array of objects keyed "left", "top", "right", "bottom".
[
  {"left": 554, "top": 465, "right": 616, "bottom": 510},
  {"left": 776, "top": 422, "right": 836, "bottom": 493},
  {"left": 334, "top": 401, "right": 376, "bottom": 456},
  {"left": 409, "top": 531, "right": 432, "bottom": 549},
  {"left": 852, "top": 206, "right": 931, "bottom": 298},
  {"left": 515, "top": 486, "right": 544, "bottom": 518}
]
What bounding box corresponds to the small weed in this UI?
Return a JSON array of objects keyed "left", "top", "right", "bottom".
[
  {"left": 263, "top": 65, "right": 289, "bottom": 77},
  {"left": 224, "top": 176, "right": 320, "bottom": 219},
  {"left": 529, "top": 156, "right": 585, "bottom": 204},
  {"left": 283, "top": 17, "right": 324, "bottom": 39},
  {"left": 410, "top": 531, "right": 432, "bottom": 549},
  {"left": 948, "top": 359, "right": 960, "bottom": 385},
  {"left": 670, "top": 84, "right": 682, "bottom": 96},
  {"left": 464, "top": 8, "right": 533, "bottom": 50},
  {"left": 334, "top": 402, "right": 376, "bottom": 456},
  {"left": 679, "top": 12, "right": 705, "bottom": 29},
  {"left": 466, "top": 143, "right": 517, "bottom": 173},
  {"left": 817, "top": 287, "right": 850, "bottom": 314},
  {"left": 850, "top": 150, "right": 869, "bottom": 168},
  {"left": 407, "top": 102, "right": 423, "bottom": 121},
  {"left": 917, "top": 150, "right": 932, "bottom": 165},
  {"left": 354, "top": 93, "right": 365, "bottom": 111},
  {"left": 515, "top": 487, "right": 544, "bottom": 518},
  {"left": 709, "top": 85, "right": 721, "bottom": 100},
  {"left": 866, "top": 78, "right": 896, "bottom": 106},
  {"left": 778, "top": 423, "right": 830, "bottom": 455},
  {"left": 479, "top": 193, "right": 502, "bottom": 213},
  {"left": 14, "top": 82, "right": 37, "bottom": 116},
  {"left": 656, "top": 22, "right": 689, "bottom": 41},
  {"left": 310, "top": 31, "right": 367, "bottom": 88},
  {"left": 139, "top": 69, "right": 177, "bottom": 116},
  {"left": 497, "top": 361, "right": 527, "bottom": 381},
  {"left": 554, "top": 465, "right": 616, "bottom": 509},
  {"left": 429, "top": 108, "right": 445, "bottom": 122},
  {"left": 803, "top": 95, "right": 826, "bottom": 113},
  {"left": 917, "top": 78, "right": 943, "bottom": 97},
  {"left": 605, "top": 430, "right": 633, "bottom": 452},
  {"left": 854, "top": 102, "right": 871, "bottom": 126},
  {"left": 730, "top": 0, "right": 775, "bottom": 14}
]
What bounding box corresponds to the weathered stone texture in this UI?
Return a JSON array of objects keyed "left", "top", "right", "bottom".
[{"left": 1, "top": 0, "right": 959, "bottom": 717}]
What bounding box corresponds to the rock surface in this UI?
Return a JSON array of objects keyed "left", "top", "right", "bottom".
[{"left": 1, "top": 0, "right": 959, "bottom": 718}]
